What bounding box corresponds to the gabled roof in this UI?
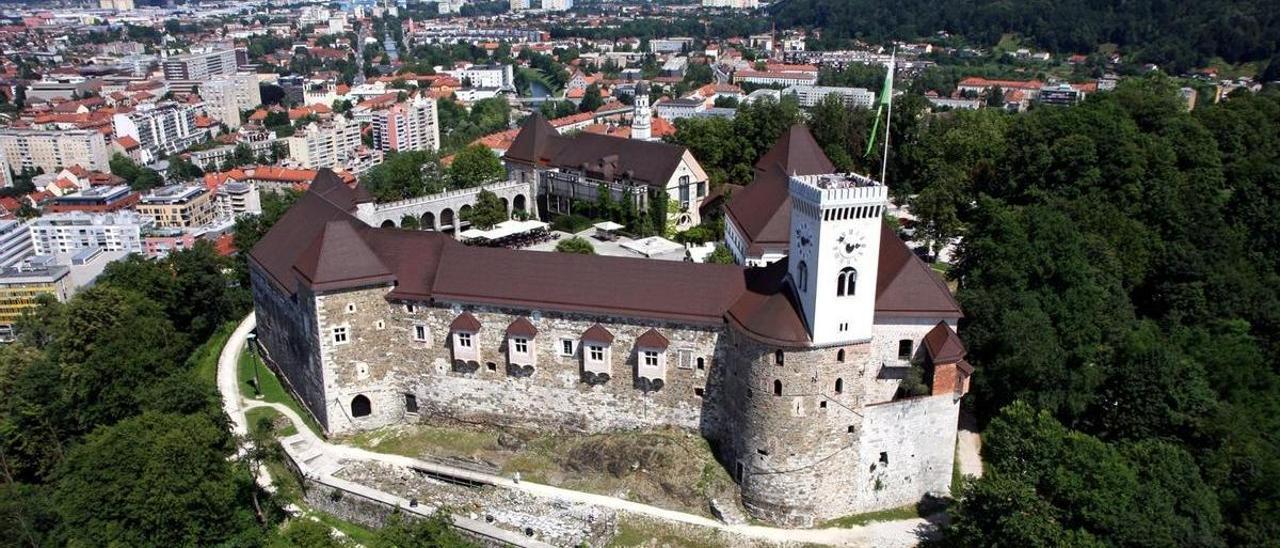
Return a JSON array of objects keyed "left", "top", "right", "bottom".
[
  {"left": 922, "top": 321, "right": 966, "bottom": 364},
  {"left": 875, "top": 226, "right": 962, "bottom": 319},
  {"left": 450, "top": 312, "right": 482, "bottom": 332},
  {"left": 506, "top": 316, "right": 538, "bottom": 337},
  {"left": 503, "top": 112, "right": 692, "bottom": 188},
  {"left": 292, "top": 219, "right": 395, "bottom": 292},
  {"left": 503, "top": 112, "right": 557, "bottom": 165},
  {"left": 635, "top": 328, "right": 669, "bottom": 349},
  {"left": 725, "top": 125, "right": 834, "bottom": 249},
  {"left": 753, "top": 124, "right": 834, "bottom": 176},
  {"left": 582, "top": 324, "right": 615, "bottom": 344}
]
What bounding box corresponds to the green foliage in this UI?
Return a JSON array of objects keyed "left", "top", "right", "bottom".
[
  {"left": 539, "top": 99, "right": 577, "bottom": 119},
  {"left": 551, "top": 213, "right": 592, "bottom": 233},
  {"left": 555, "top": 236, "right": 595, "bottom": 254},
  {"left": 667, "top": 95, "right": 803, "bottom": 186},
  {"left": 400, "top": 214, "right": 420, "bottom": 230},
  {"left": 361, "top": 150, "right": 446, "bottom": 202},
  {"left": 373, "top": 510, "right": 475, "bottom": 548},
  {"left": 447, "top": 144, "right": 505, "bottom": 189},
  {"left": 705, "top": 243, "right": 736, "bottom": 264},
  {"left": 97, "top": 241, "right": 245, "bottom": 343},
  {"left": 110, "top": 153, "right": 163, "bottom": 191},
  {"left": 463, "top": 189, "right": 508, "bottom": 230},
  {"left": 166, "top": 153, "right": 205, "bottom": 181},
  {"left": 578, "top": 83, "right": 604, "bottom": 112}
]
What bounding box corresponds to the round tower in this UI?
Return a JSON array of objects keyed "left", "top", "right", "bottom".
[{"left": 631, "top": 81, "right": 651, "bottom": 141}]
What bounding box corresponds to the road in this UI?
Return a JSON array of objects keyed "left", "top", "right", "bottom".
[{"left": 218, "top": 313, "right": 940, "bottom": 546}]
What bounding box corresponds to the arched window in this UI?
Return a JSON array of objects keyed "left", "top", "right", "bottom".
[
  {"left": 773, "top": 379, "right": 782, "bottom": 396},
  {"left": 836, "top": 267, "right": 857, "bottom": 297},
  {"left": 837, "top": 349, "right": 846, "bottom": 362},
  {"left": 835, "top": 378, "right": 844, "bottom": 394},
  {"left": 774, "top": 350, "right": 784, "bottom": 366},
  {"left": 351, "top": 395, "right": 371, "bottom": 418},
  {"left": 797, "top": 261, "right": 808, "bottom": 292}
]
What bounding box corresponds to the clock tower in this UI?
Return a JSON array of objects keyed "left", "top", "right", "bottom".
[{"left": 786, "top": 172, "right": 888, "bottom": 345}]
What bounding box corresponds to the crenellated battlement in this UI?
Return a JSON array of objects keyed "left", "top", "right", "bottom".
[{"left": 787, "top": 173, "right": 887, "bottom": 207}]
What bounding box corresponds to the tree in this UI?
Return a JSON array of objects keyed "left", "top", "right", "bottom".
[
  {"left": 555, "top": 236, "right": 595, "bottom": 254},
  {"left": 447, "top": 144, "right": 505, "bottom": 189},
  {"left": 578, "top": 83, "right": 604, "bottom": 112},
  {"left": 373, "top": 510, "right": 474, "bottom": 548},
  {"left": 400, "top": 214, "right": 420, "bottom": 229},
  {"left": 360, "top": 150, "right": 445, "bottom": 201},
  {"left": 110, "top": 153, "right": 163, "bottom": 191},
  {"left": 706, "top": 243, "right": 735, "bottom": 264},
  {"left": 986, "top": 85, "right": 1005, "bottom": 107},
  {"left": 463, "top": 189, "right": 508, "bottom": 230},
  {"left": 166, "top": 154, "right": 204, "bottom": 181},
  {"left": 51, "top": 412, "right": 264, "bottom": 547}
]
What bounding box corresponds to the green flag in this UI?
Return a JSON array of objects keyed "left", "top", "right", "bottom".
[{"left": 865, "top": 53, "right": 896, "bottom": 158}]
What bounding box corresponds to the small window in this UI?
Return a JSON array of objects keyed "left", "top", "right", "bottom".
[
  {"left": 560, "top": 338, "right": 575, "bottom": 356},
  {"left": 797, "top": 260, "right": 808, "bottom": 292},
  {"left": 414, "top": 325, "right": 428, "bottom": 342},
  {"left": 351, "top": 394, "right": 371, "bottom": 417},
  {"left": 773, "top": 379, "right": 782, "bottom": 396},
  {"left": 405, "top": 303, "right": 416, "bottom": 313},
  {"left": 898, "top": 339, "right": 913, "bottom": 360},
  {"left": 839, "top": 322, "right": 849, "bottom": 332},
  {"left": 588, "top": 345, "right": 605, "bottom": 362},
  {"left": 457, "top": 332, "right": 473, "bottom": 348},
  {"left": 837, "top": 349, "right": 845, "bottom": 362},
  {"left": 332, "top": 326, "right": 349, "bottom": 344},
  {"left": 879, "top": 451, "right": 889, "bottom": 465},
  {"left": 375, "top": 320, "right": 385, "bottom": 330},
  {"left": 694, "top": 387, "right": 704, "bottom": 397},
  {"left": 819, "top": 400, "right": 827, "bottom": 409},
  {"left": 642, "top": 350, "right": 659, "bottom": 367},
  {"left": 837, "top": 267, "right": 857, "bottom": 297},
  {"left": 404, "top": 393, "right": 418, "bottom": 413},
  {"left": 513, "top": 337, "right": 529, "bottom": 354},
  {"left": 696, "top": 357, "right": 705, "bottom": 370},
  {"left": 486, "top": 362, "right": 497, "bottom": 371},
  {"left": 835, "top": 378, "right": 844, "bottom": 394},
  {"left": 774, "top": 350, "right": 784, "bottom": 366},
  {"left": 345, "top": 303, "right": 356, "bottom": 313},
  {"left": 848, "top": 425, "right": 856, "bottom": 433}
]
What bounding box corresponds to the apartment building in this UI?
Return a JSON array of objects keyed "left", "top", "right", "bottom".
[
  {"left": 783, "top": 84, "right": 875, "bottom": 108},
  {"left": 200, "top": 73, "right": 263, "bottom": 128},
  {"left": 288, "top": 117, "right": 362, "bottom": 169},
  {"left": 0, "top": 128, "right": 111, "bottom": 175},
  {"left": 0, "top": 219, "right": 32, "bottom": 267},
  {"left": 48, "top": 185, "right": 141, "bottom": 214},
  {"left": 162, "top": 47, "right": 241, "bottom": 81},
  {"left": 214, "top": 181, "right": 262, "bottom": 219},
  {"left": 372, "top": 96, "right": 440, "bottom": 153},
  {"left": 136, "top": 184, "right": 217, "bottom": 228},
  {"left": 28, "top": 211, "right": 150, "bottom": 255},
  {"left": 112, "top": 102, "right": 203, "bottom": 161}
]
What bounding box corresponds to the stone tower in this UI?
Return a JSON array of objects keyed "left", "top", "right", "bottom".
[
  {"left": 786, "top": 172, "right": 887, "bottom": 345},
  {"left": 631, "top": 81, "right": 651, "bottom": 141}
]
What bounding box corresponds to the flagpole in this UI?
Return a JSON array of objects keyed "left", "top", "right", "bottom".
[{"left": 879, "top": 48, "right": 895, "bottom": 185}]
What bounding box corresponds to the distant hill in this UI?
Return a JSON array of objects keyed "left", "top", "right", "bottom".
[{"left": 770, "top": 0, "right": 1279, "bottom": 73}]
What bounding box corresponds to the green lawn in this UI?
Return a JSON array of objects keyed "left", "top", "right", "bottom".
[
  {"left": 238, "top": 348, "right": 324, "bottom": 437},
  {"left": 821, "top": 504, "right": 923, "bottom": 528},
  {"left": 189, "top": 321, "right": 237, "bottom": 385},
  {"left": 609, "top": 516, "right": 732, "bottom": 548}
]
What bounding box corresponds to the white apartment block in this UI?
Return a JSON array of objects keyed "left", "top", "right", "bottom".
[
  {"left": 0, "top": 128, "right": 111, "bottom": 175},
  {"left": 783, "top": 84, "right": 876, "bottom": 109},
  {"left": 214, "top": 181, "right": 262, "bottom": 220},
  {"left": 541, "top": 0, "right": 573, "bottom": 11},
  {"left": 702, "top": 0, "right": 757, "bottom": 7},
  {"left": 162, "top": 48, "right": 240, "bottom": 81},
  {"left": 0, "top": 219, "right": 33, "bottom": 267},
  {"left": 200, "top": 73, "right": 263, "bottom": 129},
  {"left": 28, "top": 211, "right": 151, "bottom": 255},
  {"left": 445, "top": 64, "right": 515, "bottom": 90},
  {"left": 509, "top": 0, "right": 531, "bottom": 9},
  {"left": 288, "top": 117, "right": 362, "bottom": 169},
  {"left": 372, "top": 96, "right": 440, "bottom": 153},
  {"left": 112, "top": 102, "right": 202, "bottom": 161}
]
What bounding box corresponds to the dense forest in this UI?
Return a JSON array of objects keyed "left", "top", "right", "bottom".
[{"left": 772, "top": 0, "right": 1280, "bottom": 73}]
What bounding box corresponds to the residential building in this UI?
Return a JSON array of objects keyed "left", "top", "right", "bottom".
[
  {"left": 372, "top": 96, "right": 440, "bottom": 153},
  {"left": 200, "top": 73, "right": 263, "bottom": 129},
  {"left": 162, "top": 47, "right": 241, "bottom": 81},
  {"left": 0, "top": 249, "right": 128, "bottom": 341},
  {"left": 655, "top": 97, "right": 707, "bottom": 120},
  {"left": 288, "top": 117, "right": 362, "bottom": 169},
  {"left": 0, "top": 128, "right": 111, "bottom": 175},
  {"left": 48, "top": 185, "right": 140, "bottom": 214},
  {"left": 541, "top": 0, "right": 573, "bottom": 11},
  {"left": 0, "top": 219, "right": 32, "bottom": 267},
  {"left": 28, "top": 211, "right": 150, "bottom": 255},
  {"left": 112, "top": 102, "right": 203, "bottom": 161},
  {"left": 214, "top": 181, "right": 262, "bottom": 219},
  {"left": 136, "top": 184, "right": 217, "bottom": 228},
  {"left": 703, "top": 0, "right": 759, "bottom": 7},
  {"left": 783, "top": 84, "right": 875, "bottom": 108},
  {"left": 444, "top": 64, "right": 515, "bottom": 91},
  {"left": 733, "top": 64, "right": 819, "bottom": 87}
]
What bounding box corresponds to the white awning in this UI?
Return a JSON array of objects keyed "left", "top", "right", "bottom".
[
  {"left": 462, "top": 220, "right": 549, "bottom": 241},
  {"left": 593, "top": 221, "right": 625, "bottom": 232}
]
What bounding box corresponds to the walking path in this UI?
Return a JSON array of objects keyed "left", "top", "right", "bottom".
[{"left": 218, "top": 313, "right": 940, "bottom": 546}]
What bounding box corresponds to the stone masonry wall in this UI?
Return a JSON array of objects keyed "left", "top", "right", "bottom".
[
  {"left": 865, "top": 317, "right": 956, "bottom": 403},
  {"left": 854, "top": 394, "right": 960, "bottom": 510},
  {"left": 250, "top": 263, "right": 330, "bottom": 429},
  {"left": 315, "top": 286, "right": 726, "bottom": 437}
]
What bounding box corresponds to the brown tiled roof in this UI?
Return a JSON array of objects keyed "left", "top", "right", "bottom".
[
  {"left": 506, "top": 316, "right": 538, "bottom": 337},
  {"left": 726, "top": 259, "right": 811, "bottom": 346},
  {"left": 635, "top": 328, "right": 669, "bottom": 349},
  {"left": 724, "top": 125, "right": 834, "bottom": 250},
  {"left": 875, "top": 228, "right": 962, "bottom": 319},
  {"left": 922, "top": 321, "right": 966, "bottom": 364},
  {"left": 504, "top": 112, "right": 690, "bottom": 188},
  {"left": 292, "top": 219, "right": 395, "bottom": 291},
  {"left": 450, "top": 312, "right": 482, "bottom": 332},
  {"left": 582, "top": 324, "right": 615, "bottom": 344}
]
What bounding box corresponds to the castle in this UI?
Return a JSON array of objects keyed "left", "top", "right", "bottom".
[{"left": 249, "top": 126, "right": 971, "bottom": 527}]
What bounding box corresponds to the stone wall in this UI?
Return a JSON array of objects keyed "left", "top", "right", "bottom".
[
  {"left": 315, "top": 286, "right": 727, "bottom": 437},
  {"left": 854, "top": 394, "right": 960, "bottom": 510},
  {"left": 250, "top": 263, "right": 330, "bottom": 429},
  {"left": 865, "top": 317, "right": 956, "bottom": 403}
]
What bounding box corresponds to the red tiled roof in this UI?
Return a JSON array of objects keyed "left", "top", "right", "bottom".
[
  {"left": 635, "top": 328, "right": 669, "bottom": 349},
  {"left": 506, "top": 316, "right": 538, "bottom": 337},
  {"left": 450, "top": 312, "right": 482, "bottom": 332},
  {"left": 923, "top": 321, "right": 966, "bottom": 364},
  {"left": 582, "top": 324, "right": 615, "bottom": 344}
]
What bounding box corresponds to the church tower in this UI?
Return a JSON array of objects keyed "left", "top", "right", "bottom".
[
  {"left": 786, "top": 172, "right": 887, "bottom": 345},
  {"left": 631, "top": 81, "right": 651, "bottom": 141}
]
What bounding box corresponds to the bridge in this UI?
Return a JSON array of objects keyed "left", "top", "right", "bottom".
[{"left": 354, "top": 180, "right": 537, "bottom": 233}]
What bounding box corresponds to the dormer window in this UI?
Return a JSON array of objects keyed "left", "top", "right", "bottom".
[
  {"left": 635, "top": 328, "right": 669, "bottom": 391},
  {"left": 506, "top": 317, "right": 538, "bottom": 377},
  {"left": 642, "top": 350, "right": 659, "bottom": 367},
  {"left": 581, "top": 323, "right": 615, "bottom": 384},
  {"left": 513, "top": 338, "right": 529, "bottom": 354},
  {"left": 449, "top": 312, "right": 481, "bottom": 364}
]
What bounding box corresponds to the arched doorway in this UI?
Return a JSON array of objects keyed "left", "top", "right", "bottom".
[
  {"left": 351, "top": 395, "right": 371, "bottom": 418},
  {"left": 500, "top": 197, "right": 510, "bottom": 218},
  {"left": 458, "top": 204, "right": 473, "bottom": 228},
  {"left": 440, "top": 208, "right": 455, "bottom": 231},
  {"left": 421, "top": 211, "right": 436, "bottom": 231},
  {"left": 513, "top": 194, "right": 527, "bottom": 213},
  {"left": 380, "top": 219, "right": 396, "bottom": 228}
]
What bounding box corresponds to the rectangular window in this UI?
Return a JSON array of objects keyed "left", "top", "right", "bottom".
[
  {"left": 332, "top": 326, "right": 348, "bottom": 344},
  {"left": 513, "top": 337, "right": 528, "bottom": 354},
  {"left": 677, "top": 349, "right": 694, "bottom": 369},
  {"left": 405, "top": 303, "right": 416, "bottom": 313},
  {"left": 457, "top": 332, "right": 472, "bottom": 348},
  {"left": 898, "top": 339, "right": 913, "bottom": 360},
  {"left": 560, "top": 338, "right": 575, "bottom": 356},
  {"left": 414, "top": 325, "right": 428, "bottom": 342},
  {"left": 589, "top": 345, "right": 605, "bottom": 362},
  {"left": 696, "top": 181, "right": 706, "bottom": 197},
  {"left": 643, "top": 350, "right": 659, "bottom": 367},
  {"left": 404, "top": 393, "right": 418, "bottom": 413}
]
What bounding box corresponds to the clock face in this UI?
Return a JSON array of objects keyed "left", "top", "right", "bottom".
[
  {"left": 834, "top": 230, "right": 866, "bottom": 263},
  {"left": 793, "top": 225, "right": 813, "bottom": 257}
]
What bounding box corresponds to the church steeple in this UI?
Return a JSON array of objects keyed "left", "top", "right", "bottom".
[{"left": 631, "top": 81, "right": 652, "bottom": 141}]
